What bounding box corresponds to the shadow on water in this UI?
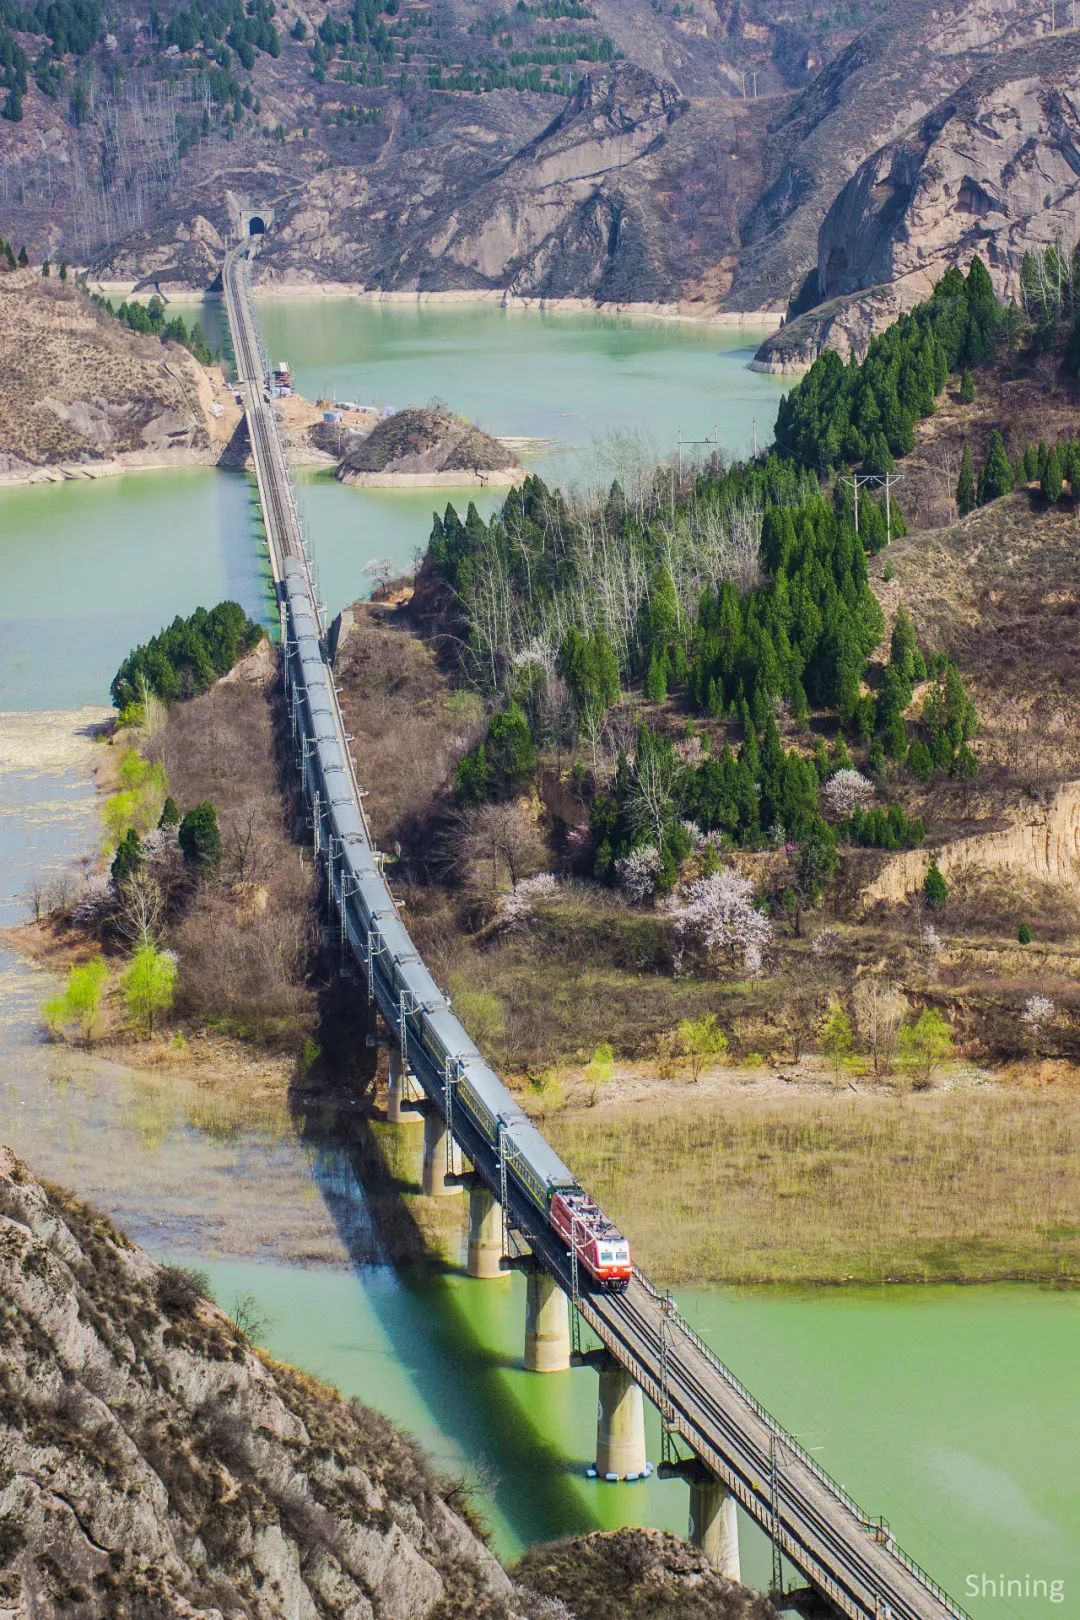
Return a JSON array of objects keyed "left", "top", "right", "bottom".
[{"left": 289, "top": 1065, "right": 605, "bottom": 1551}]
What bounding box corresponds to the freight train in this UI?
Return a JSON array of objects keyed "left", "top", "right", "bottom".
[{"left": 281, "top": 556, "right": 633, "bottom": 1292}]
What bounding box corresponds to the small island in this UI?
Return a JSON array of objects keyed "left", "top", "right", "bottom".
[{"left": 335, "top": 403, "right": 526, "bottom": 489}]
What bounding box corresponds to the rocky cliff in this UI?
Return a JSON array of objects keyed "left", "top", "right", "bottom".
[
  {"left": 0, "top": 1145, "right": 529, "bottom": 1619},
  {"left": 753, "top": 27, "right": 1080, "bottom": 367}
]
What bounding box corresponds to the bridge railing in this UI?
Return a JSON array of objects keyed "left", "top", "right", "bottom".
[{"left": 635, "top": 1271, "right": 971, "bottom": 1619}]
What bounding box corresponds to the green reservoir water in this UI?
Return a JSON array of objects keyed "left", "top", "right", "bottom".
[
  {"left": 0, "top": 468, "right": 270, "bottom": 711},
  {"left": 0, "top": 301, "right": 1075, "bottom": 1617},
  {"left": 254, "top": 298, "right": 788, "bottom": 613}
]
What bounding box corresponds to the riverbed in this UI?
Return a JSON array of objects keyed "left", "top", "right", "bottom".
[{"left": 0, "top": 300, "right": 1075, "bottom": 1617}]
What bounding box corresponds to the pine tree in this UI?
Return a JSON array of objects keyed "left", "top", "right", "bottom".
[
  {"left": 17, "top": 244, "right": 28, "bottom": 266},
  {"left": 1041, "top": 444, "right": 1063, "bottom": 505},
  {"left": 923, "top": 858, "right": 949, "bottom": 909},
  {"left": 959, "top": 368, "right": 976, "bottom": 404},
  {"left": 978, "top": 430, "right": 1013, "bottom": 504},
  {"left": 41, "top": 258, "right": 50, "bottom": 276}
]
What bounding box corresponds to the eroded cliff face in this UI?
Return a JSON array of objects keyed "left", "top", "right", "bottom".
[
  {"left": 861, "top": 781, "right": 1080, "bottom": 911},
  {"left": 753, "top": 30, "right": 1080, "bottom": 368},
  {"left": 0, "top": 1146, "right": 528, "bottom": 1619}
]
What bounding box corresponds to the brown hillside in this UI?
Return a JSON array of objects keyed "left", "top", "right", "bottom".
[{"left": 0, "top": 272, "right": 226, "bottom": 477}]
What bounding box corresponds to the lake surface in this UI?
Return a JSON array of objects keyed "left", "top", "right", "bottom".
[
  {"left": 255, "top": 298, "right": 788, "bottom": 613},
  {"left": 0, "top": 300, "right": 1075, "bottom": 1618}
]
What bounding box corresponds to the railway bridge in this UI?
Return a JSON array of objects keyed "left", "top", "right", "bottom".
[{"left": 222, "top": 242, "right": 972, "bottom": 1620}]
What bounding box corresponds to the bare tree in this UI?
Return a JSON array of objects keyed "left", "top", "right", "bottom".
[
  {"left": 114, "top": 872, "right": 167, "bottom": 952},
  {"left": 442, "top": 803, "right": 546, "bottom": 895},
  {"left": 852, "top": 976, "right": 908, "bottom": 1078}
]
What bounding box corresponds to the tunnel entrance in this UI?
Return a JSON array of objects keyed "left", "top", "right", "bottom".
[{"left": 248, "top": 215, "right": 266, "bottom": 236}]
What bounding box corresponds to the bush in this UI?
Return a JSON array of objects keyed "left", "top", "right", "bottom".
[
  {"left": 156, "top": 1264, "right": 212, "bottom": 1315},
  {"left": 42, "top": 957, "right": 109, "bottom": 1041},
  {"left": 121, "top": 944, "right": 177, "bottom": 1036},
  {"left": 898, "top": 1007, "right": 952, "bottom": 1087},
  {"left": 1017, "top": 922, "right": 1032, "bottom": 945}
]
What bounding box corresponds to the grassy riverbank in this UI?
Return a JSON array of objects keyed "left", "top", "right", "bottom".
[{"left": 548, "top": 1088, "right": 1080, "bottom": 1287}]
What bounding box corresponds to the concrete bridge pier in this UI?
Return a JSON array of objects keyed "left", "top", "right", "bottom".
[
  {"left": 524, "top": 1269, "right": 571, "bottom": 1372},
  {"left": 689, "top": 1473, "right": 740, "bottom": 1580},
  {"left": 386, "top": 1049, "right": 422, "bottom": 1124},
  {"left": 580, "top": 1353, "right": 647, "bottom": 1480},
  {"left": 466, "top": 1186, "right": 505, "bottom": 1278},
  {"left": 422, "top": 1111, "right": 463, "bottom": 1196}
]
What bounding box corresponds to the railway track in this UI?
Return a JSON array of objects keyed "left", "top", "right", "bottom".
[{"left": 222, "top": 243, "right": 972, "bottom": 1620}]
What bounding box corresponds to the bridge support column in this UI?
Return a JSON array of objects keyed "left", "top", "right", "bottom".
[
  {"left": 466, "top": 1187, "right": 504, "bottom": 1279},
  {"left": 595, "top": 1359, "right": 647, "bottom": 1480},
  {"left": 422, "top": 1111, "right": 461, "bottom": 1197},
  {"left": 524, "top": 1271, "right": 570, "bottom": 1372},
  {"left": 387, "top": 1049, "right": 422, "bottom": 1125},
  {"left": 689, "top": 1475, "right": 740, "bottom": 1580}
]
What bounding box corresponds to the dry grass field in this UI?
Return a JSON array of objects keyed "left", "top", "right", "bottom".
[{"left": 549, "top": 1088, "right": 1080, "bottom": 1285}]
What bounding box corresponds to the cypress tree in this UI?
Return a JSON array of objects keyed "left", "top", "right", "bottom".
[
  {"left": 111, "top": 828, "right": 143, "bottom": 886},
  {"left": 978, "top": 430, "right": 1013, "bottom": 503},
  {"left": 959, "top": 368, "right": 976, "bottom": 404},
  {"left": 1041, "top": 444, "right": 1063, "bottom": 505},
  {"left": 923, "top": 858, "right": 949, "bottom": 909}
]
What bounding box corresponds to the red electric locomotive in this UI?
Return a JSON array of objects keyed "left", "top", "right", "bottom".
[{"left": 549, "top": 1188, "right": 632, "bottom": 1291}]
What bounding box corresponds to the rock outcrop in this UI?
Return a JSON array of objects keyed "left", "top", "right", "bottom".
[
  {"left": 0, "top": 1146, "right": 529, "bottom": 1619},
  {"left": 514, "top": 1528, "right": 779, "bottom": 1619},
  {"left": 734, "top": 0, "right": 1054, "bottom": 317},
  {"left": 861, "top": 781, "right": 1080, "bottom": 911},
  {"left": 753, "top": 29, "right": 1080, "bottom": 367},
  {"left": 336, "top": 406, "right": 524, "bottom": 488}
]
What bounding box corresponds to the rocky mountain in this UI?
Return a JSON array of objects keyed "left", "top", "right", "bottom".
[
  {"left": 2, "top": 0, "right": 1078, "bottom": 359},
  {"left": 0, "top": 1146, "right": 785, "bottom": 1619},
  {"left": 0, "top": 1144, "right": 531, "bottom": 1619},
  {"left": 754, "top": 29, "right": 1080, "bottom": 368}
]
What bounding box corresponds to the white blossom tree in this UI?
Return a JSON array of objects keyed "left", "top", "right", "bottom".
[
  {"left": 671, "top": 869, "right": 772, "bottom": 976},
  {"left": 1021, "top": 994, "right": 1055, "bottom": 1053},
  {"left": 822, "top": 769, "right": 874, "bottom": 818},
  {"left": 615, "top": 845, "right": 662, "bottom": 902},
  {"left": 498, "top": 872, "right": 559, "bottom": 928}
]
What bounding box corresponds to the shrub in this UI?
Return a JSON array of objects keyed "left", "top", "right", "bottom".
[
  {"left": 898, "top": 1007, "right": 952, "bottom": 1087},
  {"left": 156, "top": 1264, "right": 212, "bottom": 1315},
  {"left": 1017, "top": 922, "right": 1032, "bottom": 945},
  {"left": 42, "top": 957, "right": 109, "bottom": 1041},
  {"left": 676, "top": 1012, "right": 727, "bottom": 1082}
]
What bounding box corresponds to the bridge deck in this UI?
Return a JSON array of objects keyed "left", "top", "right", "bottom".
[{"left": 222, "top": 244, "right": 972, "bottom": 1620}]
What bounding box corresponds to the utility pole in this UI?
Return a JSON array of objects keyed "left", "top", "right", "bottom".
[
  {"left": 752, "top": 416, "right": 758, "bottom": 459},
  {"left": 840, "top": 472, "right": 862, "bottom": 535}
]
